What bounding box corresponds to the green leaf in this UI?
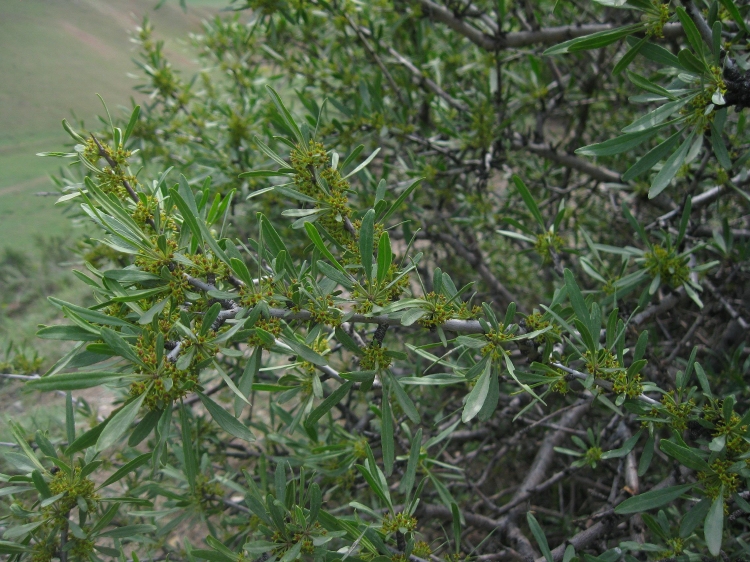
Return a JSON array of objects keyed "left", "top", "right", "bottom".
[
  {"left": 97, "top": 525, "right": 157, "bottom": 539},
  {"left": 512, "top": 175, "right": 545, "bottom": 229},
  {"left": 613, "top": 36, "right": 647, "bottom": 75},
  {"left": 694, "top": 362, "right": 712, "bottom": 398},
  {"left": 128, "top": 411, "right": 159, "bottom": 449},
  {"left": 377, "top": 232, "right": 392, "bottom": 284},
  {"left": 626, "top": 70, "right": 677, "bottom": 100},
  {"left": 601, "top": 431, "right": 642, "bottom": 459},
  {"left": 462, "top": 360, "right": 492, "bottom": 423},
  {"left": 198, "top": 392, "right": 255, "bottom": 442},
  {"left": 576, "top": 127, "right": 660, "bottom": 157},
  {"left": 630, "top": 37, "right": 684, "bottom": 69},
  {"left": 305, "top": 222, "right": 346, "bottom": 273},
  {"left": 387, "top": 372, "right": 420, "bottom": 423},
  {"left": 710, "top": 122, "right": 732, "bottom": 169},
  {"left": 281, "top": 336, "right": 327, "bottom": 366},
  {"left": 381, "top": 178, "right": 423, "bottom": 223},
  {"left": 100, "top": 327, "right": 147, "bottom": 368},
  {"left": 623, "top": 98, "right": 691, "bottom": 133},
  {"left": 139, "top": 298, "right": 168, "bottom": 325},
  {"left": 451, "top": 502, "right": 462, "bottom": 552},
  {"left": 718, "top": 0, "right": 749, "bottom": 32},
  {"left": 564, "top": 269, "right": 591, "bottom": 331},
  {"left": 399, "top": 428, "right": 422, "bottom": 501},
  {"left": 180, "top": 405, "right": 197, "bottom": 494},
  {"left": 123, "top": 105, "right": 141, "bottom": 145},
  {"left": 266, "top": 85, "right": 304, "bottom": 144},
  {"left": 615, "top": 483, "right": 693, "bottom": 514},
  {"left": 305, "top": 381, "right": 353, "bottom": 429},
  {"left": 238, "top": 169, "right": 293, "bottom": 178},
  {"left": 96, "top": 391, "right": 149, "bottom": 452},
  {"left": 343, "top": 147, "right": 381, "bottom": 179},
  {"left": 676, "top": 48, "right": 708, "bottom": 75},
  {"left": 544, "top": 23, "right": 644, "bottom": 55},
  {"left": 97, "top": 453, "right": 150, "bottom": 489},
  {"left": 254, "top": 136, "right": 289, "bottom": 169},
  {"left": 704, "top": 488, "right": 724, "bottom": 556},
  {"left": 381, "top": 388, "right": 394, "bottom": 476},
  {"left": 0, "top": 540, "right": 32, "bottom": 554},
  {"left": 37, "top": 325, "right": 101, "bottom": 341},
  {"left": 527, "top": 512, "right": 553, "bottom": 562},
  {"left": 680, "top": 498, "right": 710, "bottom": 538},
  {"left": 660, "top": 439, "right": 710, "bottom": 471},
  {"left": 341, "top": 144, "right": 364, "bottom": 171},
  {"left": 359, "top": 209, "right": 375, "bottom": 283},
  {"left": 27, "top": 371, "right": 137, "bottom": 391},
  {"left": 649, "top": 129, "right": 696, "bottom": 198},
  {"left": 675, "top": 7, "right": 708, "bottom": 55},
  {"left": 623, "top": 129, "right": 683, "bottom": 181},
  {"left": 2, "top": 520, "right": 45, "bottom": 540}
]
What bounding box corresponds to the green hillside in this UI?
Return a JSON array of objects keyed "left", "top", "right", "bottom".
[{"left": 0, "top": 0, "right": 225, "bottom": 254}]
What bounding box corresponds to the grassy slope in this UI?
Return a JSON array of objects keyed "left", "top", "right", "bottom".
[
  {"left": 0, "top": 0, "right": 222, "bottom": 253},
  {"left": 0, "top": 0, "right": 227, "bottom": 441}
]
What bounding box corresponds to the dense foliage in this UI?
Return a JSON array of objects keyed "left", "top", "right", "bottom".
[{"left": 2, "top": 1, "right": 750, "bottom": 561}]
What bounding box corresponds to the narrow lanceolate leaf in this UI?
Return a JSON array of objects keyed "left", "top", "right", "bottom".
[
  {"left": 305, "top": 222, "right": 346, "bottom": 273},
  {"left": 377, "top": 232, "right": 392, "bottom": 284},
  {"left": 613, "top": 36, "right": 646, "bottom": 75},
  {"left": 527, "top": 512, "right": 553, "bottom": 562},
  {"left": 704, "top": 488, "right": 724, "bottom": 556},
  {"left": 359, "top": 209, "right": 375, "bottom": 283},
  {"left": 198, "top": 392, "right": 255, "bottom": 442},
  {"left": 266, "top": 85, "right": 304, "bottom": 144},
  {"left": 626, "top": 71, "right": 678, "bottom": 100},
  {"left": 305, "top": 381, "right": 354, "bottom": 428},
  {"left": 564, "top": 269, "right": 590, "bottom": 330},
  {"left": 675, "top": 6, "right": 708, "bottom": 55},
  {"left": 399, "top": 428, "right": 422, "bottom": 500},
  {"left": 96, "top": 390, "right": 149, "bottom": 452},
  {"left": 98, "top": 453, "right": 151, "bottom": 489},
  {"left": 622, "top": 129, "right": 683, "bottom": 181},
  {"left": 512, "top": 175, "right": 545, "bottom": 229},
  {"left": 649, "top": 130, "right": 696, "bottom": 198},
  {"left": 27, "top": 371, "right": 138, "bottom": 391},
  {"left": 576, "top": 126, "right": 660, "bottom": 157},
  {"left": 615, "top": 483, "right": 693, "bottom": 514},
  {"left": 543, "top": 23, "right": 644, "bottom": 55},
  {"left": 381, "top": 389, "right": 395, "bottom": 476},
  {"left": 462, "top": 360, "right": 492, "bottom": 423},
  {"left": 122, "top": 105, "right": 141, "bottom": 145},
  {"left": 100, "top": 327, "right": 147, "bottom": 368}
]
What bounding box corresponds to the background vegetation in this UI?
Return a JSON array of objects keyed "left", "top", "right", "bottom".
[{"left": 1, "top": 1, "right": 750, "bottom": 561}]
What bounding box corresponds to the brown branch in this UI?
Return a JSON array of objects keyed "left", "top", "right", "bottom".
[
  {"left": 683, "top": 1, "right": 714, "bottom": 47},
  {"left": 428, "top": 231, "right": 518, "bottom": 307},
  {"left": 387, "top": 46, "right": 469, "bottom": 112},
  {"left": 514, "top": 140, "right": 622, "bottom": 183},
  {"left": 90, "top": 133, "right": 158, "bottom": 231},
  {"left": 416, "top": 0, "right": 682, "bottom": 51},
  {"left": 344, "top": 16, "right": 405, "bottom": 105}
]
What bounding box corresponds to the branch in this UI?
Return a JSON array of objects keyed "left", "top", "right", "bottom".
[
  {"left": 551, "top": 363, "right": 660, "bottom": 406},
  {"left": 683, "top": 1, "right": 714, "bottom": 47},
  {"left": 514, "top": 139, "right": 622, "bottom": 183},
  {"left": 427, "top": 231, "right": 518, "bottom": 306},
  {"left": 91, "top": 134, "right": 158, "bottom": 231},
  {"left": 704, "top": 279, "right": 749, "bottom": 330},
  {"left": 648, "top": 184, "right": 726, "bottom": 227},
  {"left": 387, "top": 46, "right": 469, "bottom": 112},
  {"left": 632, "top": 289, "right": 684, "bottom": 327},
  {"left": 417, "top": 0, "right": 496, "bottom": 50},
  {"left": 416, "top": 0, "right": 682, "bottom": 50},
  {"left": 344, "top": 15, "right": 405, "bottom": 105}
]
